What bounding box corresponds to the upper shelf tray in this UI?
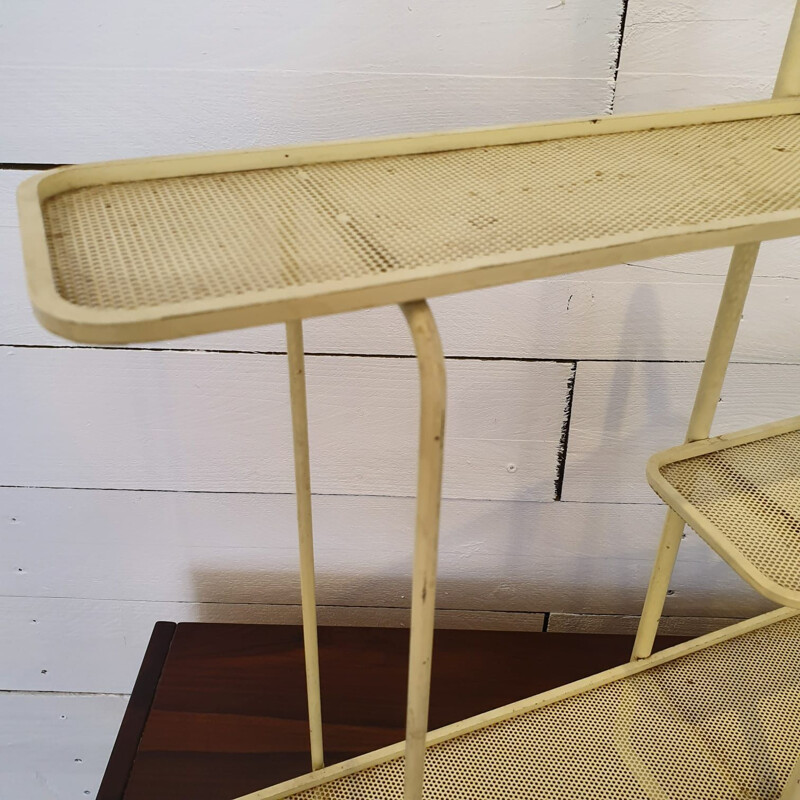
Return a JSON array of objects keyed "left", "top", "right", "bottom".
[{"left": 18, "top": 98, "right": 800, "bottom": 344}]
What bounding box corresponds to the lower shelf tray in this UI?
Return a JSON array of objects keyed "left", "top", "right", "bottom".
[
  {"left": 240, "top": 609, "right": 800, "bottom": 800},
  {"left": 648, "top": 416, "right": 800, "bottom": 607}
]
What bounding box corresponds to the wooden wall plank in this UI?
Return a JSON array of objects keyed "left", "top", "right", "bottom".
[
  {"left": 548, "top": 613, "right": 747, "bottom": 637},
  {"left": 616, "top": 2, "right": 791, "bottom": 79},
  {"left": 562, "top": 362, "right": 800, "bottom": 504},
  {"left": 0, "top": 69, "right": 612, "bottom": 163},
  {"left": 0, "top": 347, "right": 570, "bottom": 500},
  {"left": 0, "top": 487, "right": 771, "bottom": 619},
  {"left": 0, "top": 692, "right": 126, "bottom": 800},
  {"left": 614, "top": 0, "right": 794, "bottom": 113},
  {"left": 0, "top": 591, "right": 769, "bottom": 696},
  {"left": 0, "top": 597, "right": 542, "bottom": 694},
  {"left": 624, "top": 237, "right": 800, "bottom": 280},
  {"left": 613, "top": 73, "right": 774, "bottom": 114},
  {"left": 0, "top": 170, "right": 32, "bottom": 226},
  {"left": 0, "top": 1, "right": 621, "bottom": 77},
  {"left": 0, "top": 2, "right": 622, "bottom": 162}
]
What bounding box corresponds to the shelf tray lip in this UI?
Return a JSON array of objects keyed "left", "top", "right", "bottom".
[
  {"left": 233, "top": 607, "right": 799, "bottom": 800},
  {"left": 647, "top": 415, "right": 800, "bottom": 607},
  {"left": 18, "top": 96, "right": 800, "bottom": 345}
]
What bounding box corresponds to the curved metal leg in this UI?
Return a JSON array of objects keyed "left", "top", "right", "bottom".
[
  {"left": 631, "top": 242, "right": 760, "bottom": 661},
  {"left": 400, "top": 300, "right": 446, "bottom": 800},
  {"left": 286, "top": 319, "right": 325, "bottom": 771}
]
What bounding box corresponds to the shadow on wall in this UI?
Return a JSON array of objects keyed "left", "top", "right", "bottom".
[
  {"left": 188, "top": 557, "right": 773, "bottom": 627},
  {"left": 562, "top": 281, "right": 688, "bottom": 492}
]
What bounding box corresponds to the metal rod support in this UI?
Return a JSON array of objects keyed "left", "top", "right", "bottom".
[
  {"left": 400, "top": 300, "right": 446, "bottom": 800},
  {"left": 632, "top": 245, "right": 765, "bottom": 650},
  {"left": 286, "top": 319, "right": 325, "bottom": 771},
  {"left": 631, "top": 242, "right": 761, "bottom": 660},
  {"left": 685, "top": 242, "right": 761, "bottom": 443},
  {"left": 774, "top": 1, "right": 800, "bottom": 98},
  {"left": 630, "top": 511, "right": 686, "bottom": 660},
  {"left": 632, "top": 0, "right": 800, "bottom": 660}
]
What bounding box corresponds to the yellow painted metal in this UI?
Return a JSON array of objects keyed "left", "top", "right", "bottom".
[
  {"left": 629, "top": 511, "right": 686, "bottom": 662},
  {"left": 648, "top": 416, "right": 800, "bottom": 609},
  {"left": 781, "top": 754, "right": 800, "bottom": 800},
  {"left": 16, "top": 3, "right": 800, "bottom": 798},
  {"left": 775, "top": 1, "right": 800, "bottom": 98},
  {"left": 630, "top": 242, "right": 761, "bottom": 661},
  {"left": 16, "top": 98, "right": 800, "bottom": 344},
  {"left": 399, "top": 301, "right": 446, "bottom": 800},
  {"left": 285, "top": 319, "right": 324, "bottom": 771},
  {"left": 631, "top": 1, "right": 800, "bottom": 661}
]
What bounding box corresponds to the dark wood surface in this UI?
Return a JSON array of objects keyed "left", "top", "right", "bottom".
[{"left": 107, "top": 622, "right": 685, "bottom": 800}]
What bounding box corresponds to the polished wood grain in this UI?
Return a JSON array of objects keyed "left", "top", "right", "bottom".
[{"left": 114, "top": 622, "right": 685, "bottom": 800}]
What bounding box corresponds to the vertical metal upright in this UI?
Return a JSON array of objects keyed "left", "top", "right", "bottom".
[
  {"left": 399, "top": 300, "right": 446, "bottom": 800},
  {"left": 285, "top": 301, "right": 445, "bottom": 797},
  {"left": 286, "top": 319, "right": 325, "bottom": 771},
  {"left": 631, "top": 1, "right": 800, "bottom": 661}
]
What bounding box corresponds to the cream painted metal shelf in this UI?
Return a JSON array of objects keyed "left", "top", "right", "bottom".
[
  {"left": 242, "top": 609, "right": 800, "bottom": 800},
  {"left": 19, "top": 2, "right": 800, "bottom": 800},
  {"left": 17, "top": 9, "right": 800, "bottom": 795},
  {"left": 648, "top": 417, "right": 800, "bottom": 608},
  {"left": 16, "top": 97, "right": 800, "bottom": 344}
]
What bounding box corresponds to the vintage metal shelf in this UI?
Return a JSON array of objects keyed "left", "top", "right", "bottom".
[
  {"left": 649, "top": 416, "right": 800, "bottom": 608},
  {"left": 17, "top": 97, "right": 800, "bottom": 344},
  {"left": 17, "top": 4, "right": 800, "bottom": 799}
]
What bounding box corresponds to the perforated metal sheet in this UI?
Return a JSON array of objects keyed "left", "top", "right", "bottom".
[
  {"left": 660, "top": 428, "right": 800, "bottom": 594},
  {"left": 286, "top": 615, "right": 800, "bottom": 799},
  {"left": 43, "top": 114, "right": 800, "bottom": 311}
]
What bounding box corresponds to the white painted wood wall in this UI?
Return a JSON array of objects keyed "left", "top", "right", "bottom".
[{"left": 1, "top": 1, "right": 798, "bottom": 796}]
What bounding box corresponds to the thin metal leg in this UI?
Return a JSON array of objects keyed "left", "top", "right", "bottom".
[
  {"left": 631, "top": 242, "right": 760, "bottom": 661},
  {"left": 400, "top": 300, "right": 446, "bottom": 800},
  {"left": 630, "top": 511, "right": 685, "bottom": 660},
  {"left": 286, "top": 319, "right": 325, "bottom": 771}
]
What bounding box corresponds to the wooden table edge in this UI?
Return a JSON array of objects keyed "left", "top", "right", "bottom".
[{"left": 97, "top": 621, "right": 177, "bottom": 800}]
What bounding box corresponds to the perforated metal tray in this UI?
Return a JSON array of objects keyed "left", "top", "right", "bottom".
[
  {"left": 17, "top": 98, "right": 800, "bottom": 344},
  {"left": 648, "top": 416, "right": 800, "bottom": 607}
]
